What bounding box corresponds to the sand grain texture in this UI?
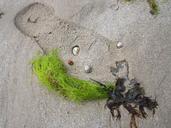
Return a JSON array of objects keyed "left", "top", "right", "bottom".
[{"left": 0, "top": 0, "right": 171, "bottom": 128}]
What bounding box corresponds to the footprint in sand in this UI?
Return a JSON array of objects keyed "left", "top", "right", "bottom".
[{"left": 14, "top": 2, "right": 126, "bottom": 81}]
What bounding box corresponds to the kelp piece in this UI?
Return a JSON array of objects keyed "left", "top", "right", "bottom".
[{"left": 105, "top": 78, "right": 158, "bottom": 128}]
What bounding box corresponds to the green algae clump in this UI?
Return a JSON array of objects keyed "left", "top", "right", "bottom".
[
  {"left": 147, "top": 0, "right": 159, "bottom": 15},
  {"left": 123, "top": 0, "right": 159, "bottom": 15},
  {"left": 32, "top": 50, "right": 114, "bottom": 102}
]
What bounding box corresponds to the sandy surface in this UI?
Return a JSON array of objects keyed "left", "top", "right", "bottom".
[{"left": 0, "top": 0, "right": 171, "bottom": 128}]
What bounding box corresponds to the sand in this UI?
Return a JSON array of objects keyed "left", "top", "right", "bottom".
[{"left": 0, "top": 0, "right": 171, "bottom": 128}]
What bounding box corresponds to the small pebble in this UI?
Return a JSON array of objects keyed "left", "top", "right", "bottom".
[
  {"left": 84, "top": 65, "right": 92, "bottom": 73},
  {"left": 72, "top": 46, "right": 80, "bottom": 56},
  {"left": 68, "top": 60, "right": 74, "bottom": 65},
  {"left": 116, "top": 42, "right": 123, "bottom": 48}
]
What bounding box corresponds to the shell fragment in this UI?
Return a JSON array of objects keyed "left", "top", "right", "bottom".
[{"left": 72, "top": 46, "right": 80, "bottom": 56}]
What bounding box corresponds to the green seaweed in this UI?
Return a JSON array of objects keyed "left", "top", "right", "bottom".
[
  {"left": 123, "top": 0, "right": 159, "bottom": 15},
  {"left": 32, "top": 50, "right": 114, "bottom": 102},
  {"left": 147, "top": 0, "right": 159, "bottom": 15}
]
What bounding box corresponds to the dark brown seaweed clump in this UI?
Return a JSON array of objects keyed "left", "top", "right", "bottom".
[
  {"left": 93, "top": 78, "right": 158, "bottom": 128},
  {"left": 107, "top": 78, "right": 158, "bottom": 128}
]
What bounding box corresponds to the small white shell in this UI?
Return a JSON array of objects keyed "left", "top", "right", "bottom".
[
  {"left": 72, "top": 46, "right": 80, "bottom": 56},
  {"left": 116, "top": 42, "right": 123, "bottom": 48},
  {"left": 84, "top": 65, "right": 92, "bottom": 73}
]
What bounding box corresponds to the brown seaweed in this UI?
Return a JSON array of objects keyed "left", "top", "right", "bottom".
[
  {"left": 107, "top": 78, "right": 158, "bottom": 128},
  {"left": 93, "top": 78, "right": 158, "bottom": 128}
]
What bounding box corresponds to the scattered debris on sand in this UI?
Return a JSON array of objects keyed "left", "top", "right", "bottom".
[
  {"left": 115, "top": 0, "right": 159, "bottom": 15},
  {"left": 0, "top": 11, "right": 4, "bottom": 19},
  {"left": 110, "top": 59, "right": 129, "bottom": 78},
  {"left": 68, "top": 59, "right": 74, "bottom": 66},
  {"left": 105, "top": 78, "right": 158, "bottom": 128},
  {"left": 116, "top": 41, "right": 123, "bottom": 49},
  {"left": 84, "top": 65, "right": 92, "bottom": 73}
]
